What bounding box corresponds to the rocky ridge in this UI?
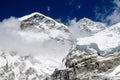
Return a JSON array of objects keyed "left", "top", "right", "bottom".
[{"left": 50, "top": 48, "right": 120, "bottom": 80}]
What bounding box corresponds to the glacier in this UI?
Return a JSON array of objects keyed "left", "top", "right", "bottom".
[{"left": 76, "top": 22, "right": 120, "bottom": 55}]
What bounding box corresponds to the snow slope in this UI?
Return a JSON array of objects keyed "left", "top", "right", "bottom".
[{"left": 77, "top": 22, "right": 120, "bottom": 55}]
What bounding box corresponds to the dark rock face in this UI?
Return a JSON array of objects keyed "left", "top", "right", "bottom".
[
  {"left": 50, "top": 48, "right": 120, "bottom": 80},
  {"left": 19, "top": 13, "right": 72, "bottom": 43},
  {"left": 20, "top": 14, "right": 69, "bottom": 33}
]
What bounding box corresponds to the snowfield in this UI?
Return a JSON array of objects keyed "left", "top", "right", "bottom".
[{"left": 77, "top": 22, "right": 120, "bottom": 55}]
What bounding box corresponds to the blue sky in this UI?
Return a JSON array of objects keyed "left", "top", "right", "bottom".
[{"left": 0, "top": 0, "right": 120, "bottom": 25}]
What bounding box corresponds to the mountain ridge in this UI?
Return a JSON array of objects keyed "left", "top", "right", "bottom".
[{"left": 0, "top": 12, "right": 120, "bottom": 80}]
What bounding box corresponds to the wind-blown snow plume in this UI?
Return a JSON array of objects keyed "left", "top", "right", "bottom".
[{"left": 68, "top": 18, "right": 82, "bottom": 39}]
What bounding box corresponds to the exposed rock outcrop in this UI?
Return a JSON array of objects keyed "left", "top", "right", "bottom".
[{"left": 50, "top": 48, "right": 120, "bottom": 80}]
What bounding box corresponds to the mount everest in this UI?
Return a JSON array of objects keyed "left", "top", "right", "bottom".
[
  {"left": 0, "top": 12, "right": 120, "bottom": 80},
  {"left": 0, "top": 12, "right": 73, "bottom": 80}
]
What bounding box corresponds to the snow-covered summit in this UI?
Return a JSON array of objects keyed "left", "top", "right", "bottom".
[
  {"left": 79, "top": 17, "right": 106, "bottom": 33},
  {"left": 18, "top": 12, "right": 71, "bottom": 42},
  {"left": 19, "top": 12, "right": 43, "bottom": 21},
  {"left": 69, "top": 17, "right": 106, "bottom": 38},
  {"left": 19, "top": 12, "right": 68, "bottom": 32}
]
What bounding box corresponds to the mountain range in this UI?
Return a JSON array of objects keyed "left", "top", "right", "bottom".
[{"left": 0, "top": 12, "right": 120, "bottom": 80}]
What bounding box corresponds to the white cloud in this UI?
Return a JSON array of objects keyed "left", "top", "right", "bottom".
[
  {"left": 94, "top": 6, "right": 108, "bottom": 22},
  {"left": 55, "top": 18, "right": 62, "bottom": 23},
  {"left": 69, "top": 0, "right": 76, "bottom": 5},
  {"left": 68, "top": 18, "right": 89, "bottom": 39},
  {"left": 95, "top": 0, "right": 120, "bottom": 25},
  {"left": 47, "top": 6, "right": 51, "bottom": 11},
  {"left": 68, "top": 18, "right": 80, "bottom": 39},
  {"left": 106, "top": 0, "right": 120, "bottom": 25},
  {"left": 77, "top": 5, "right": 81, "bottom": 9}
]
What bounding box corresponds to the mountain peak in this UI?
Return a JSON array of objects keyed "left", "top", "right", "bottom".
[
  {"left": 19, "top": 12, "right": 68, "bottom": 31},
  {"left": 19, "top": 12, "right": 44, "bottom": 21},
  {"left": 17, "top": 12, "right": 72, "bottom": 44},
  {"left": 80, "top": 17, "right": 92, "bottom": 22},
  {"left": 78, "top": 17, "right": 106, "bottom": 33}
]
